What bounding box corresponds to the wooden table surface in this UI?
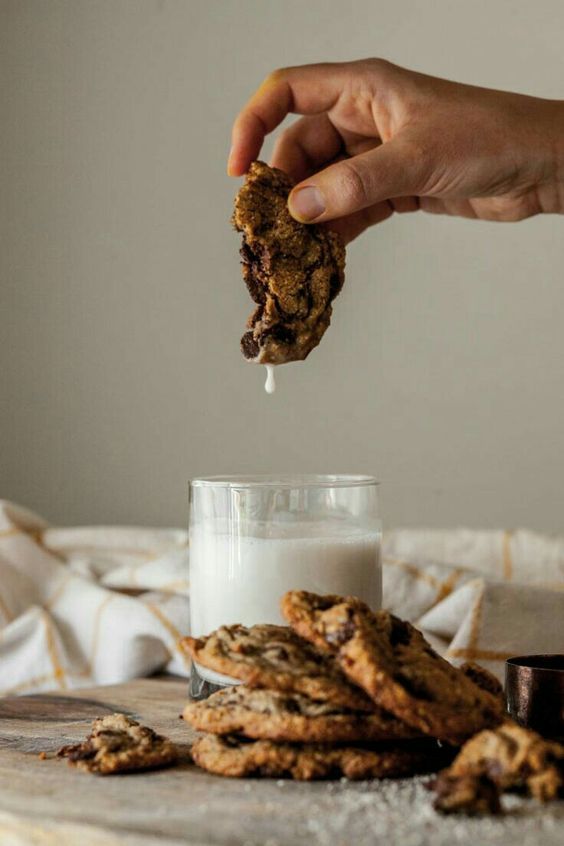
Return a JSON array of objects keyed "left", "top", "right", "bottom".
[{"left": 0, "top": 677, "right": 563, "bottom": 846}]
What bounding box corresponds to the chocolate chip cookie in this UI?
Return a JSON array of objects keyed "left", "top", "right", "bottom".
[
  {"left": 191, "top": 733, "right": 451, "bottom": 780},
  {"left": 233, "top": 161, "right": 345, "bottom": 364},
  {"left": 183, "top": 685, "right": 418, "bottom": 743},
  {"left": 182, "top": 623, "right": 374, "bottom": 711},
  {"left": 57, "top": 713, "right": 178, "bottom": 775},
  {"left": 433, "top": 720, "right": 564, "bottom": 813},
  {"left": 281, "top": 591, "right": 504, "bottom": 743}
]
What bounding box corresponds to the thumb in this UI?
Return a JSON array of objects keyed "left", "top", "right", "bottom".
[{"left": 288, "top": 137, "right": 429, "bottom": 223}]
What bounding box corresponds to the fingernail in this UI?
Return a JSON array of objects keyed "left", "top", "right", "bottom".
[{"left": 289, "top": 185, "right": 326, "bottom": 222}]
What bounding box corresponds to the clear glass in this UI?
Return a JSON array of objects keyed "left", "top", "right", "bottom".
[{"left": 188, "top": 474, "right": 381, "bottom": 698}]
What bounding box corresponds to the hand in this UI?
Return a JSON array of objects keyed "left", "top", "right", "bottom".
[{"left": 228, "top": 59, "right": 564, "bottom": 243}]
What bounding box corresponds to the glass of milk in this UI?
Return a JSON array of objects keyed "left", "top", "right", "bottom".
[{"left": 188, "top": 474, "right": 381, "bottom": 697}]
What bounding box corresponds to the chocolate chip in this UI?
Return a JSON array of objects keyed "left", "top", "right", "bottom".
[
  {"left": 266, "top": 646, "right": 290, "bottom": 662},
  {"left": 326, "top": 620, "right": 356, "bottom": 646},
  {"left": 262, "top": 324, "right": 296, "bottom": 345},
  {"left": 389, "top": 616, "right": 412, "bottom": 647},
  {"left": 240, "top": 240, "right": 267, "bottom": 305},
  {"left": 329, "top": 270, "right": 343, "bottom": 298},
  {"left": 241, "top": 331, "right": 260, "bottom": 360},
  {"left": 65, "top": 743, "right": 97, "bottom": 762},
  {"left": 394, "top": 672, "right": 433, "bottom": 701}
]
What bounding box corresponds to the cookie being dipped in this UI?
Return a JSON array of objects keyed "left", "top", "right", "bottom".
[{"left": 233, "top": 161, "right": 345, "bottom": 365}]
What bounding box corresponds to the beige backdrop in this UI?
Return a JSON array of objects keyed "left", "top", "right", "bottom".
[{"left": 2, "top": 0, "right": 564, "bottom": 532}]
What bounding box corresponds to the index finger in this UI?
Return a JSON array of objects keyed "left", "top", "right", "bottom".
[{"left": 227, "top": 62, "right": 348, "bottom": 176}]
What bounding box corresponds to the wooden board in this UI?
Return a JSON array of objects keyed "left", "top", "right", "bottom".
[{"left": 0, "top": 677, "right": 563, "bottom": 846}]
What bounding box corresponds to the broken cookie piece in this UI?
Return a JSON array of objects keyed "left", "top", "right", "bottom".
[
  {"left": 57, "top": 712, "right": 178, "bottom": 775},
  {"left": 432, "top": 771, "right": 502, "bottom": 815},
  {"left": 432, "top": 720, "right": 564, "bottom": 813},
  {"left": 233, "top": 161, "right": 345, "bottom": 364}
]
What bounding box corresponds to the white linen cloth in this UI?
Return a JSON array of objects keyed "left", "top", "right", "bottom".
[
  {"left": 0, "top": 501, "right": 190, "bottom": 696},
  {"left": 0, "top": 499, "right": 563, "bottom": 695}
]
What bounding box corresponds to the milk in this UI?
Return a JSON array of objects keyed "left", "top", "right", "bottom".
[
  {"left": 264, "top": 365, "right": 276, "bottom": 394},
  {"left": 190, "top": 519, "right": 381, "bottom": 684}
]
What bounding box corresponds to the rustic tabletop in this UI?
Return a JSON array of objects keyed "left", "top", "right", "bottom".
[{"left": 0, "top": 677, "right": 562, "bottom": 846}]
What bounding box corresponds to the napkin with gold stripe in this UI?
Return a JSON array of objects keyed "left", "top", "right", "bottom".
[
  {"left": 383, "top": 528, "right": 564, "bottom": 680},
  {"left": 0, "top": 501, "right": 190, "bottom": 696}
]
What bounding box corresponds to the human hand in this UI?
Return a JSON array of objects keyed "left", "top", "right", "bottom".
[{"left": 228, "top": 60, "right": 564, "bottom": 243}]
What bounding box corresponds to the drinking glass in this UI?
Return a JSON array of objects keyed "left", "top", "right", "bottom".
[{"left": 188, "top": 474, "right": 381, "bottom": 698}]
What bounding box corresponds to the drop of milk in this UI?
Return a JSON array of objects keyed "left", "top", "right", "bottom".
[{"left": 264, "top": 365, "right": 276, "bottom": 394}]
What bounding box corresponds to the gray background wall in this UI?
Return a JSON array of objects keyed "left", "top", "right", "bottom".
[{"left": 2, "top": 0, "right": 563, "bottom": 532}]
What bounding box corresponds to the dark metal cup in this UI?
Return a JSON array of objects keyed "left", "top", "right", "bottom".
[{"left": 505, "top": 654, "right": 564, "bottom": 741}]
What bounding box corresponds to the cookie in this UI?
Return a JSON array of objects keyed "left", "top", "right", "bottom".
[
  {"left": 233, "top": 161, "right": 345, "bottom": 364},
  {"left": 183, "top": 685, "right": 419, "bottom": 743},
  {"left": 182, "top": 623, "right": 374, "bottom": 711},
  {"left": 191, "top": 733, "right": 451, "bottom": 780},
  {"left": 281, "top": 591, "right": 504, "bottom": 743},
  {"left": 435, "top": 721, "right": 564, "bottom": 806},
  {"left": 57, "top": 713, "right": 178, "bottom": 775}
]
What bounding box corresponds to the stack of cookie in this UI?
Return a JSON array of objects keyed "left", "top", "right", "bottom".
[{"left": 181, "top": 591, "right": 504, "bottom": 781}]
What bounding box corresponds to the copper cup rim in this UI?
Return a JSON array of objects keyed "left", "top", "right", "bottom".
[{"left": 506, "top": 654, "right": 564, "bottom": 675}]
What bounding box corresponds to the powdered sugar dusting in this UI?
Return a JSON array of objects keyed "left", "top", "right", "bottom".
[{"left": 183, "top": 773, "right": 564, "bottom": 846}]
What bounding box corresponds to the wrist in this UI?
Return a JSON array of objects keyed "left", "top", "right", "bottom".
[{"left": 544, "top": 99, "right": 564, "bottom": 213}]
